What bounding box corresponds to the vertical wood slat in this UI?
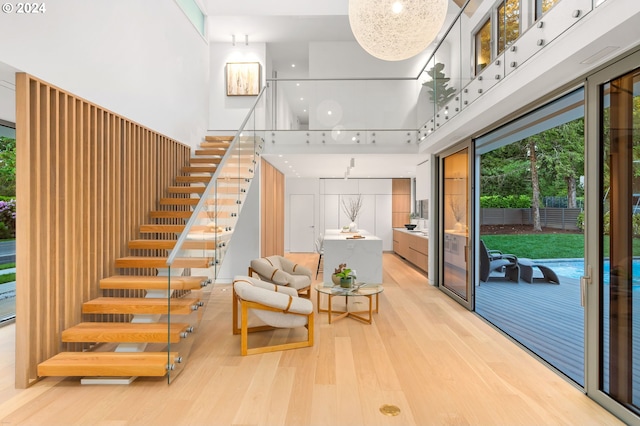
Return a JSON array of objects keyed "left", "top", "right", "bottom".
[
  {"left": 392, "top": 178, "right": 411, "bottom": 228},
  {"left": 260, "top": 158, "right": 284, "bottom": 257},
  {"left": 15, "top": 73, "right": 191, "bottom": 388}
]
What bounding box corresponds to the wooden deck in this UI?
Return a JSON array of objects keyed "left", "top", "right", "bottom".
[{"left": 476, "top": 266, "right": 640, "bottom": 408}]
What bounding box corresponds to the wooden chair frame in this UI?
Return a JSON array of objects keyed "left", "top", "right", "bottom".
[{"left": 232, "top": 288, "right": 314, "bottom": 356}]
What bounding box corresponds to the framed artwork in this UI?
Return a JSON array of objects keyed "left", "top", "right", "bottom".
[{"left": 226, "top": 62, "right": 261, "bottom": 96}]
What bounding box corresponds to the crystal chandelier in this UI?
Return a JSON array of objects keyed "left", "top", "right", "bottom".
[{"left": 349, "top": 0, "right": 448, "bottom": 61}]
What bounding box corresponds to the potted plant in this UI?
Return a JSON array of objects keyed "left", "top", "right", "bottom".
[{"left": 332, "top": 263, "right": 355, "bottom": 288}]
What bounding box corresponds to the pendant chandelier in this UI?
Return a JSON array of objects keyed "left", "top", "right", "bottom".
[{"left": 349, "top": 0, "right": 448, "bottom": 61}]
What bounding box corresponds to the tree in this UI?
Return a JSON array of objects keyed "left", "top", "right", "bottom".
[
  {"left": 534, "top": 119, "right": 585, "bottom": 208},
  {"left": 0, "top": 137, "right": 16, "bottom": 197},
  {"left": 422, "top": 62, "right": 456, "bottom": 109},
  {"left": 527, "top": 138, "right": 543, "bottom": 232}
]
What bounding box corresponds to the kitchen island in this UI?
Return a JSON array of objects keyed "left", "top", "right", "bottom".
[{"left": 323, "top": 229, "right": 383, "bottom": 284}]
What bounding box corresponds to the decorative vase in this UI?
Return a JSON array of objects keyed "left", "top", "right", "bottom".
[
  {"left": 340, "top": 277, "right": 352, "bottom": 288},
  {"left": 331, "top": 274, "right": 341, "bottom": 286},
  {"left": 349, "top": 221, "right": 358, "bottom": 232}
]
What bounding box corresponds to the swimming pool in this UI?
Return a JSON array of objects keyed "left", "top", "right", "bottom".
[{"left": 538, "top": 258, "right": 640, "bottom": 284}]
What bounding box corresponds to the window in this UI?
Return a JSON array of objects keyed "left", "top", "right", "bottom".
[
  {"left": 475, "top": 18, "right": 491, "bottom": 75},
  {"left": 536, "top": 0, "right": 562, "bottom": 20},
  {"left": 498, "top": 0, "right": 520, "bottom": 54}
]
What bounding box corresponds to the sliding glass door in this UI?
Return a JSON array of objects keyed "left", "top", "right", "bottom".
[
  {"left": 439, "top": 144, "right": 472, "bottom": 309},
  {"left": 586, "top": 50, "right": 640, "bottom": 424}
]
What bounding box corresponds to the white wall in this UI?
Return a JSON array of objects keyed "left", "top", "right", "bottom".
[
  {"left": 319, "top": 178, "right": 393, "bottom": 251},
  {"left": 208, "top": 42, "right": 266, "bottom": 131},
  {"left": 309, "top": 41, "right": 427, "bottom": 79},
  {"left": 0, "top": 0, "right": 209, "bottom": 146},
  {"left": 217, "top": 169, "right": 260, "bottom": 282},
  {"left": 284, "top": 177, "right": 394, "bottom": 252},
  {"left": 285, "top": 178, "right": 321, "bottom": 251}
]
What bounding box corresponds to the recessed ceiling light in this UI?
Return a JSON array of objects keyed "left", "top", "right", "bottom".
[
  {"left": 327, "top": 111, "right": 332, "bottom": 115},
  {"left": 291, "top": 64, "right": 296, "bottom": 68},
  {"left": 278, "top": 154, "right": 283, "bottom": 157},
  {"left": 303, "top": 109, "right": 307, "bottom": 112},
  {"left": 284, "top": 160, "right": 288, "bottom": 163},
  {"left": 296, "top": 83, "right": 300, "bottom": 86},
  {"left": 300, "top": 97, "right": 304, "bottom": 101},
  {"left": 392, "top": 2, "right": 403, "bottom": 14}
]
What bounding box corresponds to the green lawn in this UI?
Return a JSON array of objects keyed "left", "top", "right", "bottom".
[
  {"left": 481, "top": 233, "right": 584, "bottom": 259},
  {"left": 0, "top": 273, "right": 15, "bottom": 284},
  {"left": 0, "top": 262, "right": 15, "bottom": 285},
  {"left": 0, "top": 262, "right": 14, "bottom": 270},
  {"left": 481, "top": 233, "right": 640, "bottom": 259}
]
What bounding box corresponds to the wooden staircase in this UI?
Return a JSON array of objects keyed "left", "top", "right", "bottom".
[{"left": 37, "top": 134, "right": 260, "bottom": 381}]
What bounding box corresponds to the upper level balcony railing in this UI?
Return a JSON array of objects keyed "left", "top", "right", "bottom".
[{"left": 265, "top": 0, "right": 609, "bottom": 147}]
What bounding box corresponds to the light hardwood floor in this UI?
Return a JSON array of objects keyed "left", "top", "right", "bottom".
[{"left": 0, "top": 253, "right": 623, "bottom": 425}]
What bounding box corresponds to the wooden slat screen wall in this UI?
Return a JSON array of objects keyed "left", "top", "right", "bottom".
[
  {"left": 15, "top": 73, "right": 191, "bottom": 388},
  {"left": 260, "top": 158, "right": 284, "bottom": 256},
  {"left": 392, "top": 178, "right": 411, "bottom": 227}
]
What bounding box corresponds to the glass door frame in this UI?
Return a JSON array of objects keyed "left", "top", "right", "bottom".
[
  {"left": 585, "top": 48, "right": 640, "bottom": 425},
  {"left": 437, "top": 140, "right": 474, "bottom": 310}
]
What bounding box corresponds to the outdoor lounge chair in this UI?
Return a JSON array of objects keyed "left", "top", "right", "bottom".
[
  {"left": 479, "top": 240, "right": 519, "bottom": 283},
  {"left": 517, "top": 258, "right": 560, "bottom": 284}
]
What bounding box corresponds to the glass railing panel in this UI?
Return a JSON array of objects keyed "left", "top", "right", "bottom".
[
  {"left": 271, "top": 79, "right": 420, "bottom": 132},
  {"left": 418, "top": 56, "right": 437, "bottom": 137},
  {"left": 165, "top": 86, "right": 267, "bottom": 383},
  {"left": 267, "top": 129, "right": 418, "bottom": 148}
]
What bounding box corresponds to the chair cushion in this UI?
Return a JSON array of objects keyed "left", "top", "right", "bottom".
[
  {"left": 287, "top": 274, "right": 311, "bottom": 291},
  {"left": 233, "top": 276, "right": 298, "bottom": 297},
  {"left": 233, "top": 279, "right": 312, "bottom": 315},
  {"left": 250, "top": 256, "right": 312, "bottom": 289}
]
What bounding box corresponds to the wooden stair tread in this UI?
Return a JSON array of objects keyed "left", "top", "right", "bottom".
[
  {"left": 195, "top": 148, "right": 226, "bottom": 156},
  {"left": 182, "top": 166, "right": 217, "bottom": 173},
  {"left": 139, "top": 224, "right": 185, "bottom": 233},
  {"left": 204, "top": 135, "right": 233, "bottom": 142},
  {"left": 150, "top": 210, "right": 192, "bottom": 219},
  {"left": 200, "top": 141, "right": 230, "bottom": 149},
  {"left": 159, "top": 198, "right": 237, "bottom": 206},
  {"left": 150, "top": 210, "right": 230, "bottom": 219},
  {"left": 190, "top": 157, "right": 222, "bottom": 164},
  {"left": 175, "top": 176, "right": 212, "bottom": 184},
  {"left": 128, "top": 239, "right": 216, "bottom": 250},
  {"left": 37, "top": 352, "right": 179, "bottom": 377},
  {"left": 115, "top": 256, "right": 213, "bottom": 269},
  {"left": 83, "top": 297, "right": 200, "bottom": 315},
  {"left": 62, "top": 322, "right": 191, "bottom": 343},
  {"left": 167, "top": 186, "right": 206, "bottom": 194},
  {"left": 139, "top": 224, "right": 222, "bottom": 233},
  {"left": 100, "top": 276, "right": 208, "bottom": 290}
]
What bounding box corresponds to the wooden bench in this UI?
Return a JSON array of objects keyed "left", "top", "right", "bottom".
[{"left": 518, "top": 258, "right": 560, "bottom": 284}]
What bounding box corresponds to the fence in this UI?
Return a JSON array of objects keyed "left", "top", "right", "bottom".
[{"left": 480, "top": 208, "right": 581, "bottom": 231}]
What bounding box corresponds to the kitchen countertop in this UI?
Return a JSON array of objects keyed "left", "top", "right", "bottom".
[{"left": 393, "top": 228, "right": 429, "bottom": 239}]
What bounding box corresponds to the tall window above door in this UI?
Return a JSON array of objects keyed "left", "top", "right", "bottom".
[
  {"left": 475, "top": 18, "right": 491, "bottom": 75},
  {"left": 498, "top": 0, "right": 520, "bottom": 55}
]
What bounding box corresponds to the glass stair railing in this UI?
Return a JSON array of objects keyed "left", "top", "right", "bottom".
[{"left": 164, "top": 87, "right": 267, "bottom": 383}]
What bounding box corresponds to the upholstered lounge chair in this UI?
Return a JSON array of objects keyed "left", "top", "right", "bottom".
[
  {"left": 479, "top": 240, "right": 519, "bottom": 283},
  {"left": 249, "top": 255, "right": 312, "bottom": 298},
  {"left": 232, "top": 275, "right": 314, "bottom": 355}
]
